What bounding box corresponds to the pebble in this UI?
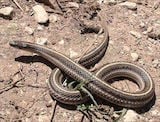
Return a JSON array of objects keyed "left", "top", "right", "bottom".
[
  {"left": 148, "top": 28, "right": 160, "bottom": 40},
  {"left": 147, "top": 27, "right": 153, "bottom": 33},
  {"left": 33, "top": 5, "right": 49, "bottom": 24},
  {"left": 46, "top": 100, "right": 52, "bottom": 108},
  {"left": 37, "top": 25, "right": 44, "bottom": 31},
  {"left": 24, "top": 26, "right": 34, "bottom": 35},
  {"left": 49, "top": 14, "right": 58, "bottom": 23},
  {"left": 69, "top": 48, "right": 78, "bottom": 58},
  {"left": 139, "top": 22, "right": 145, "bottom": 28},
  {"left": 119, "top": 2, "right": 137, "bottom": 10},
  {"left": 150, "top": 109, "right": 160, "bottom": 116},
  {"left": 0, "top": 7, "right": 13, "bottom": 17},
  {"left": 152, "top": 59, "right": 159, "bottom": 68},
  {"left": 143, "top": 27, "right": 153, "bottom": 35},
  {"left": 58, "top": 39, "right": 64, "bottom": 45},
  {"left": 97, "top": 0, "right": 106, "bottom": 4},
  {"left": 66, "top": 2, "right": 79, "bottom": 8},
  {"left": 36, "top": 37, "right": 48, "bottom": 45},
  {"left": 107, "top": 0, "right": 117, "bottom": 5},
  {"left": 123, "top": 110, "right": 140, "bottom": 122},
  {"left": 38, "top": 115, "right": 50, "bottom": 122},
  {"left": 131, "top": 53, "right": 139, "bottom": 61},
  {"left": 139, "top": 60, "right": 144, "bottom": 65},
  {"left": 130, "top": 31, "right": 142, "bottom": 39}
]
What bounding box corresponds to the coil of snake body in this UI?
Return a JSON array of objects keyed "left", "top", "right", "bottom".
[{"left": 9, "top": 14, "right": 154, "bottom": 108}]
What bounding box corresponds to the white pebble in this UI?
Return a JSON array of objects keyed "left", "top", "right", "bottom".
[
  {"left": 49, "top": 14, "right": 58, "bottom": 23},
  {"left": 0, "top": 7, "right": 13, "bottom": 17},
  {"left": 67, "top": 2, "right": 79, "bottom": 8},
  {"left": 36, "top": 37, "right": 48, "bottom": 45},
  {"left": 131, "top": 53, "right": 139, "bottom": 61},
  {"left": 152, "top": 59, "right": 159, "bottom": 68},
  {"left": 119, "top": 2, "right": 137, "bottom": 10},
  {"left": 37, "top": 25, "right": 44, "bottom": 31},
  {"left": 123, "top": 110, "right": 140, "bottom": 122},
  {"left": 58, "top": 40, "right": 65, "bottom": 45},
  {"left": 33, "top": 5, "right": 49, "bottom": 24},
  {"left": 69, "top": 48, "right": 78, "bottom": 58}
]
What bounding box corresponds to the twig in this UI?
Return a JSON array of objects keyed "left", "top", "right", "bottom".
[
  {"left": 12, "top": 0, "right": 24, "bottom": 11},
  {"left": 50, "top": 101, "right": 58, "bottom": 122},
  {"left": 55, "top": 0, "right": 64, "bottom": 13},
  {"left": 0, "top": 77, "right": 25, "bottom": 94},
  {"left": 0, "top": 65, "right": 25, "bottom": 94},
  {"left": 16, "top": 84, "right": 47, "bottom": 89}
]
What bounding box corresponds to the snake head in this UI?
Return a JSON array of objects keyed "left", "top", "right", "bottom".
[{"left": 9, "top": 40, "right": 28, "bottom": 49}]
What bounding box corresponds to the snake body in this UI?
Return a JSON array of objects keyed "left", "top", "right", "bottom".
[{"left": 9, "top": 15, "right": 154, "bottom": 108}]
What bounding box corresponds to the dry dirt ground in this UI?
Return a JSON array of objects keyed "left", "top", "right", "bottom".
[{"left": 0, "top": 0, "right": 160, "bottom": 122}]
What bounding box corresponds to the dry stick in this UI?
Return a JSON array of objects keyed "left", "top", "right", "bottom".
[
  {"left": 12, "top": 0, "right": 24, "bottom": 11},
  {"left": 0, "top": 65, "right": 26, "bottom": 92},
  {"left": 55, "top": 0, "right": 64, "bottom": 13},
  {"left": 0, "top": 77, "right": 25, "bottom": 94},
  {"left": 50, "top": 101, "right": 57, "bottom": 122}
]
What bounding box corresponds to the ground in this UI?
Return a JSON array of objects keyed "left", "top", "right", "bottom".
[{"left": 0, "top": 0, "right": 160, "bottom": 122}]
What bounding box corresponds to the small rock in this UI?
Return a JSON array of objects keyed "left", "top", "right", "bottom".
[
  {"left": 36, "top": 37, "right": 48, "bottom": 45},
  {"left": 33, "top": 5, "right": 49, "bottom": 24},
  {"left": 148, "top": 28, "right": 160, "bottom": 40},
  {"left": 38, "top": 115, "right": 50, "bottom": 122},
  {"left": 142, "top": 31, "right": 147, "bottom": 35},
  {"left": 131, "top": 53, "right": 139, "bottom": 61},
  {"left": 0, "top": 7, "right": 13, "bottom": 17},
  {"left": 107, "top": 0, "right": 117, "bottom": 5},
  {"left": 58, "top": 40, "right": 64, "bottom": 45},
  {"left": 69, "top": 48, "right": 78, "bottom": 58},
  {"left": 123, "top": 110, "right": 140, "bottom": 122},
  {"left": 97, "top": 0, "right": 107, "bottom": 4},
  {"left": 147, "top": 27, "right": 153, "bottom": 33},
  {"left": 139, "top": 60, "right": 144, "bottom": 65},
  {"left": 152, "top": 59, "right": 159, "bottom": 68},
  {"left": 151, "top": 109, "right": 160, "bottom": 116},
  {"left": 66, "top": 2, "right": 79, "bottom": 8},
  {"left": 130, "top": 31, "right": 142, "bottom": 39},
  {"left": 49, "top": 14, "right": 58, "bottom": 23},
  {"left": 25, "top": 26, "right": 34, "bottom": 35},
  {"left": 119, "top": 2, "right": 137, "bottom": 10},
  {"left": 37, "top": 25, "right": 44, "bottom": 31},
  {"left": 46, "top": 100, "right": 52, "bottom": 108},
  {"left": 139, "top": 22, "right": 145, "bottom": 28}
]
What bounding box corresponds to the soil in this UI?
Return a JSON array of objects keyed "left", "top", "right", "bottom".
[{"left": 0, "top": 0, "right": 160, "bottom": 122}]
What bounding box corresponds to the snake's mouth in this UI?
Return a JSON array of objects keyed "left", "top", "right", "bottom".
[{"left": 9, "top": 40, "right": 28, "bottom": 49}]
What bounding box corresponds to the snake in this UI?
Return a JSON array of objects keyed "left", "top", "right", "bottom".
[{"left": 9, "top": 15, "right": 155, "bottom": 108}]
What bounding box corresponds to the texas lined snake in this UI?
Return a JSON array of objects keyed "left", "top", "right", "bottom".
[{"left": 9, "top": 14, "right": 154, "bottom": 108}]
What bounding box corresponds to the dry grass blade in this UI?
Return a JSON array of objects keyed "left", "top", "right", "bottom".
[{"left": 12, "top": 0, "right": 24, "bottom": 11}]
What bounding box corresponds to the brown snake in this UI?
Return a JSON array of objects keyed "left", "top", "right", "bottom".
[{"left": 9, "top": 15, "right": 155, "bottom": 108}]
